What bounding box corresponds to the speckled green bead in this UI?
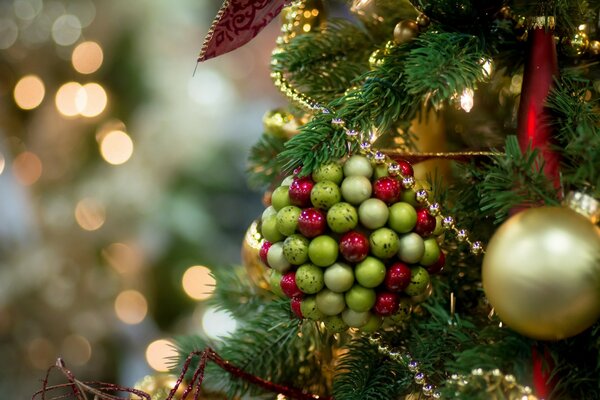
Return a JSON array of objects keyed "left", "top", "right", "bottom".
[
  {"left": 261, "top": 214, "right": 285, "bottom": 243},
  {"left": 388, "top": 297, "right": 412, "bottom": 324},
  {"left": 404, "top": 266, "right": 430, "bottom": 296},
  {"left": 420, "top": 237, "right": 441, "bottom": 266},
  {"left": 343, "top": 155, "right": 373, "bottom": 178},
  {"left": 327, "top": 202, "right": 358, "bottom": 233},
  {"left": 312, "top": 162, "right": 344, "bottom": 185},
  {"left": 300, "top": 296, "right": 325, "bottom": 320},
  {"left": 341, "top": 175, "right": 372, "bottom": 205},
  {"left": 268, "top": 269, "right": 285, "bottom": 298},
  {"left": 359, "top": 313, "right": 383, "bottom": 332},
  {"left": 296, "top": 263, "right": 324, "bottom": 294},
  {"left": 369, "top": 228, "right": 400, "bottom": 259},
  {"left": 276, "top": 205, "right": 301, "bottom": 236},
  {"left": 323, "top": 314, "right": 348, "bottom": 333},
  {"left": 271, "top": 185, "right": 291, "bottom": 211},
  {"left": 283, "top": 234, "right": 310, "bottom": 265},
  {"left": 310, "top": 181, "right": 342, "bottom": 210}
]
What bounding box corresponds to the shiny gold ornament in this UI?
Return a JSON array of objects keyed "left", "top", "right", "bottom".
[
  {"left": 415, "top": 13, "right": 430, "bottom": 28},
  {"left": 368, "top": 48, "right": 386, "bottom": 70},
  {"left": 281, "top": 0, "right": 326, "bottom": 40},
  {"left": 262, "top": 108, "right": 298, "bottom": 138},
  {"left": 351, "top": 0, "right": 419, "bottom": 40},
  {"left": 241, "top": 220, "right": 270, "bottom": 291},
  {"left": 133, "top": 374, "right": 186, "bottom": 399},
  {"left": 482, "top": 206, "right": 600, "bottom": 340},
  {"left": 588, "top": 40, "right": 600, "bottom": 56},
  {"left": 393, "top": 19, "right": 419, "bottom": 44},
  {"left": 498, "top": 6, "right": 512, "bottom": 20},
  {"left": 561, "top": 31, "right": 589, "bottom": 58}
]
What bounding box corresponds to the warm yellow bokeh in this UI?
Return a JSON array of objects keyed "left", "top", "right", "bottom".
[
  {"left": 55, "top": 82, "right": 83, "bottom": 117},
  {"left": 99, "top": 130, "right": 133, "bottom": 165},
  {"left": 14, "top": 75, "right": 45, "bottom": 110},
  {"left": 182, "top": 265, "right": 215, "bottom": 300},
  {"left": 12, "top": 151, "right": 42, "bottom": 185},
  {"left": 72, "top": 41, "right": 104, "bottom": 74},
  {"left": 61, "top": 334, "right": 92, "bottom": 366},
  {"left": 74, "top": 198, "right": 106, "bottom": 231},
  {"left": 77, "top": 82, "right": 107, "bottom": 118},
  {"left": 102, "top": 242, "right": 144, "bottom": 275},
  {"left": 145, "top": 339, "right": 176, "bottom": 372},
  {"left": 114, "top": 290, "right": 148, "bottom": 325}
]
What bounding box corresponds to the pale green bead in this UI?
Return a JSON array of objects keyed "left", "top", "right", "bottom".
[
  {"left": 397, "top": 232, "right": 425, "bottom": 263},
  {"left": 343, "top": 155, "right": 373, "bottom": 178},
  {"left": 341, "top": 175, "right": 372, "bottom": 205}
]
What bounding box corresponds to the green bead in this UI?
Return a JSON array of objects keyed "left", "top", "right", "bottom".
[
  {"left": 296, "top": 263, "right": 324, "bottom": 294},
  {"left": 316, "top": 289, "right": 346, "bottom": 316},
  {"left": 308, "top": 235, "right": 339, "bottom": 267},
  {"left": 310, "top": 181, "right": 342, "bottom": 210},
  {"left": 342, "top": 308, "right": 371, "bottom": 328},
  {"left": 359, "top": 313, "right": 383, "bottom": 332},
  {"left": 341, "top": 176, "right": 372, "bottom": 205},
  {"left": 388, "top": 202, "right": 417, "bottom": 233},
  {"left": 358, "top": 198, "right": 389, "bottom": 229},
  {"left": 261, "top": 214, "right": 285, "bottom": 243},
  {"left": 324, "top": 262, "right": 355, "bottom": 292},
  {"left": 269, "top": 269, "right": 285, "bottom": 298},
  {"left": 388, "top": 297, "right": 412, "bottom": 324},
  {"left": 400, "top": 188, "right": 418, "bottom": 207},
  {"left": 261, "top": 205, "right": 277, "bottom": 220},
  {"left": 398, "top": 232, "right": 425, "bottom": 264},
  {"left": 276, "top": 206, "right": 301, "bottom": 236},
  {"left": 300, "top": 296, "right": 325, "bottom": 320},
  {"left": 283, "top": 234, "right": 310, "bottom": 265},
  {"left": 343, "top": 155, "right": 373, "bottom": 178},
  {"left": 404, "top": 266, "right": 430, "bottom": 296},
  {"left": 420, "top": 238, "right": 441, "bottom": 266},
  {"left": 312, "top": 162, "right": 344, "bottom": 185},
  {"left": 266, "top": 242, "right": 291, "bottom": 273},
  {"left": 345, "top": 284, "right": 376, "bottom": 312},
  {"left": 373, "top": 164, "right": 389, "bottom": 179},
  {"left": 327, "top": 202, "right": 358, "bottom": 233},
  {"left": 271, "top": 185, "right": 291, "bottom": 211},
  {"left": 323, "top": 314, "right": 348, "bottom": 333},
  {"left": 369, "top": 228, "right": 399, "bottom": 259},
  {"left": 355, "top": 257, "right": 386, "bottom": 288}
]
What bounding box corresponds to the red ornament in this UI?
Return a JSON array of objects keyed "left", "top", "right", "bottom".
[
  {"left": 289, "top": 177, "right": 314, "bottom": 207},
  {"left": 425, "top": 250, "right": 445, "bottom": 275},
  {"left": 280, "top": 271, "right": 302, "bottom": 298},
  {"left": 339, "top": 230, "right": 370, "bottom": 263},
  {"left": 373, "top": 292, "right": 400, "bottom": 316},
  {"left": 516, "top": 18, "right": 561, "bottom": 189},
  {"left": 396, "top": 159, "right": 414, "bottom": 177},
  {"left": 259, "top": 241, "right": 272, "bottom": 265},
  {"left": 290, "top": 296, "right": 304, "bottom": 318},
  {"left": 414, "top": 209, "right": 436, "bottom": 237},
  {"left": 298, "top": 208, "right": 327, "bottom": 238},
  {"left": 384, "top": 262, "right": 412, "bottom": 292},
  {"left": 373, "top": 177, "right": 402, "bottom": 204}
]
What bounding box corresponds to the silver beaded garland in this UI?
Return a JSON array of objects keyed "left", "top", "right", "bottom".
[
  {"left": 428, "top": 202, "right": 441, "bottom": 216},
  {"left": 402, "top": 176, "right": 416, "bottom": 189},
  {"left": 470, "top": 241, "right": 483, "bottom": 255},
  {"left": 374, "top": 151, "right": 386, "bottom": 163},
  {"left": 414, "top": 372, "right": 426, "bottom": 384},
  {"left": 456, "top": 229, "right": 468, "bottom": 242},
  {"left": 415, "top": 189, "right": 429, "bottom": 203}
]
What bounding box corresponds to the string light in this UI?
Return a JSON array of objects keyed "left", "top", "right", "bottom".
[
  {"left": 145, "top": 339, "right": 177, "bottom": 372},
  {"left": 460, "top": 88, "right": 474, "bottom": 113},
  {"left": 99, "top": 130, "right": 133, "bottom": 165},
  {"left": 114, "top": 290, "right": 148, "bottom": 325},
  {"left": 72, "top": 41, "right": 104, "bottom": 74},
  {"left": 14, "top": 75, "right": 45, "bottom": 110},
  {"left": 181, "top": 265, "right": 215, "bottom": 300}
]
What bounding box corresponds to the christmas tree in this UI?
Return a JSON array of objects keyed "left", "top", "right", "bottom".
[{"left": 35, "top": 0, "right": 600, "bottom": 399}]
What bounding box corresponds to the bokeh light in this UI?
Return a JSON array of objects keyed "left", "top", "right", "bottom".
[
  {"left": 145, "top": 339, "right": 176, "bottom": 372},
  {"left": 0, "top": 153, "right": 5, "bottom": 175},
  {"left": 14, "top": 75, "right": 45, "bottom": 110},
  {"left": 61, "top": 334, "right": 92, "bottom": 366},
  {"left": 99, "top": 130, "right": 133, "bottom": 165},
  {"left": 74, "top": 198, "right": 106, "bottom": 231},
  {"left": 0, "top": 18, "right": 19, "bottom": 49},
  {"left": 55, "top": 81, "right": 83, "bottom": 117},
  {"left": 72, "top": 41, "right": 103, "bottom": 74},
  {"left": 182, "top": 265, "right": 215, "bottom": 301},
  {"left": 14, "top": 0, "right": 42, "bottom": 20},
  {"left": 12, "top": 151, "right": 42, "bottom": 185},
  {"left": 102, "top": 243, "right": 143, "bottom": 275},
  {"left": 52, "top": 14, "right": 82, "bottom": 46},
  {"left": 27, "top": 338, "right": 56, "bottom": 370},
  {"left": 77, "top": 82, "right": 107, "bottom": 117},
  {"left": 201, "top": 307, "right": 237, "bottom": 340},
  {"left": 114, "top": 290, "right": 148, "bottom": 325}
]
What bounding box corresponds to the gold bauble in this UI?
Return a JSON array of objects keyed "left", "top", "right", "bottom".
[
  {"left": 562, "top": 31, "right": 589, "bottom": 58},
  {"left": 393, "top": 19, "right": 419, "bottom": 44},
  {"left": 588, "top": 40, "right": 600, "bottom": 56},
  {"left": 281, "top": 0, "right": 326, "bottom": 39},
  {"left": 415, "top": 13, "right": 430, "bottom": 28},
  {"left": 351, "top": 0, "right": 419, "bottom": 40},
  {"left": 262, "top": 109, "right": 298, "bottom": 138},
  {"left": 482, "top": 206, "right": 600, "bottom": 340},
  {"left": 133, "top": 374, "right": 186, "bottom": 399},
  {"left": 241, "top": 219, "right": 270, "bottom": 291}
]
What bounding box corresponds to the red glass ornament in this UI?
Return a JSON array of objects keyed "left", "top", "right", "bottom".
[
  {"left": 384, "top": 262, "right": 412, "bottom": 292},
  {"left": 414, "top": 209, "right": 436, "bottom": 237},
  {"left": 373, "top": 292, "right": 400, "bottom": 316},
  {"left": 373, "top": 177, "right": 402, "bottom": 204},
  {"left": 396, "top": 159, "right": 414, "bottom": 177},
  {"left": 290, "top": 296, "right": 304, "bottom": 318},
  {"left": 516, "top": 18, "right": 560, "bottom": 189},
  {"left": 259, "top": 241, "right": 272, "bottom": 265},
  {"left": 280, "top": 271, "right": 302, "bottom": 298},
  {"left": 289, "top": 177, "right": 314, "bottom": 207},
  {"left": 297, "top": 208, "right": 327, "bottom": 238},
  {"left": 339, "top": 230, "right": 370, "bottom": 263},
  {"left": 425, "top": 250, "right": 445, "bottom": 275}
]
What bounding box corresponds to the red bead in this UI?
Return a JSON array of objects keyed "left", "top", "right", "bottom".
[
  {"left": 373, "top": 177, "right": 401, "bottom": 204},
  {"left": 414, "top": 209, "right": 436, "bottom": 237},
  {"left": 259, "top": 241, "right": 271, "bottom": 265},
  {"left": 289, "top": 177, "right": 314, "bottom": 207},
  {"left": 373, "top": 292, "right": 400, "bottom": 316},
  {"left": 339, "top": 230, "right": 370, "bottom": 263},
  {"left": 396, "top": 159, "right": 414, "bottom": 177},
  {"left": 297, "top": 208, "right": 327, "bottom": 238},
  {"left": 426, "top": 250, "right": 445, "bottom": 275},
  {"left": 280, "top": 271, "right": 302, "bottom": 298},
  {"left": 290, "top": 296, "right": 304, "bottom": 318},
  {"left": 384, "top": 262, "right": 412, "bottom": 292}
]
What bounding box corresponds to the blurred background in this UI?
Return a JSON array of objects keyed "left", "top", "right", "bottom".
[{"left": 0, "top": 0, "right": 283, "bottom": 395}]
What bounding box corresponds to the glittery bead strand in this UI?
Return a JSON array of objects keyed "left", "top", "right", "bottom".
[{"left": 446, "top": 368, "right": 538, "bottom": 400}]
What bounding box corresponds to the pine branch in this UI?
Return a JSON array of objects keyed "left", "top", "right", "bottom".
[{"left": 247, "top": 133, "right": 287, "bottom": 189}]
